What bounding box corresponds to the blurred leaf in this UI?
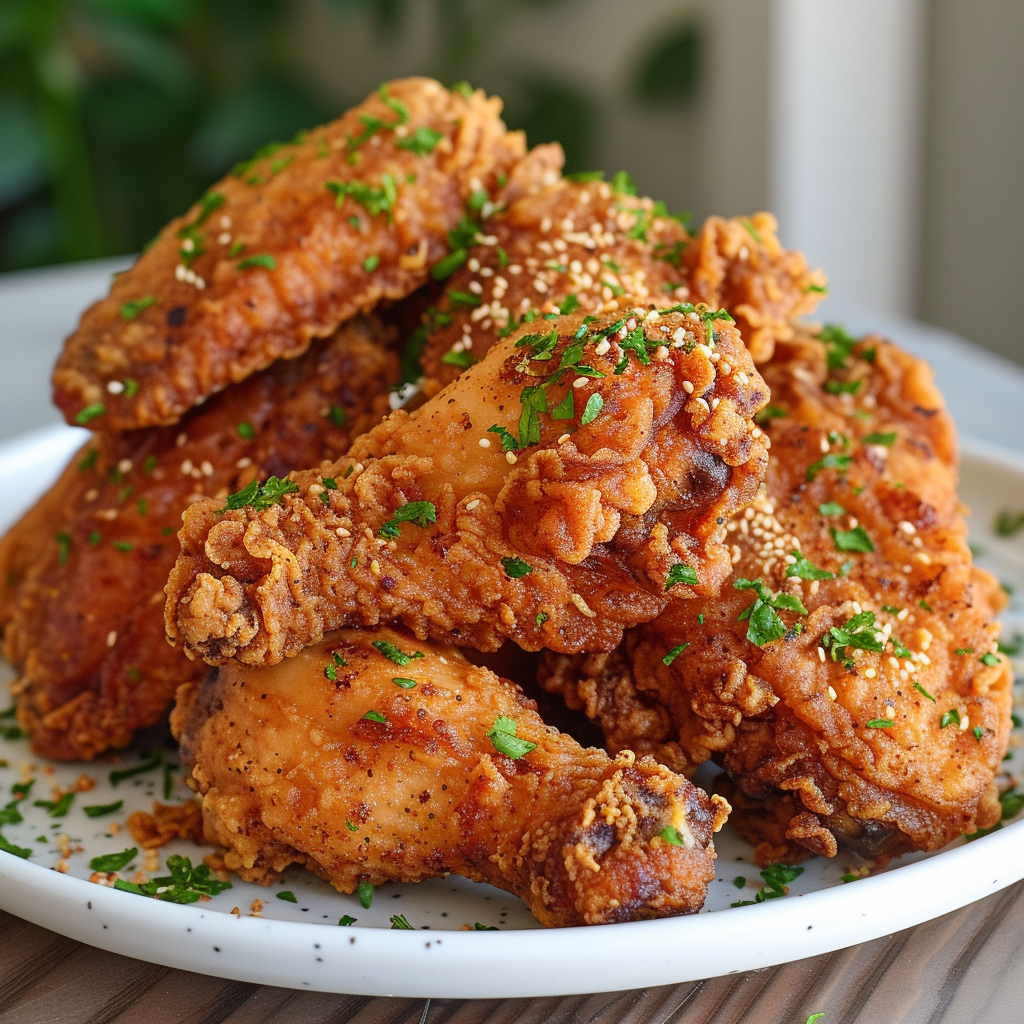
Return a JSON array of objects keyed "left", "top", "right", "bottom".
[
  {"left": 189, "top": 80, "right": 329, "bottom": 173},
  {"left": 84, "top": 77, "right": 191, "bottom": 145},
  {"left": 503, "top": 77, "right": 595, "bottom": 173},
  {"left": 0, "top": 96, "right": 46, "bottom": 206},
  {"left": 87, "top": 12, "right": 198, "bottom": 97},
  {"left": 631, "top": 19, "right": 701, "bottom": 105},
  {"left": 86, "top": 0, "right": 196, "bottom": 30}
]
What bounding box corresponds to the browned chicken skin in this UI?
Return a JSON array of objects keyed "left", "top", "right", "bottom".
[
  {"left": 541, "top": 328, "right": 1012, "bottom": 865},
  {"left": 172, "top": 626, "right": 729, "bottom": 927},
  {"left": 1, "top": 316, "right": 399, "bottom": 759},
  {"left": 52, "top": 78, "right": 534, "bottom": 431},
  {"left": 420, "top": 190, "right": 825, "bottom": 397},
  {"left": 166, "top": 307, "right": 769, "bottom": 666}
]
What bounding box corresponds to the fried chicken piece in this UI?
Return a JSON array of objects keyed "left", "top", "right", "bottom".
[
  {"left": 171, "top": 626, "right": 729, "bottom": 927},
  {"left": 52, "top": 78, "right": 533, "bottom": 431},
  {"left": 419, "top": 185, "right": 824, "bottom": 396},
  {"left": 0, "top": 315, "right": 399, "bottom": 760},
  {"left": 167, "top": 307, "right": 769, "bottom": 666},
  {"left": 541, "top": 328, "right": 1012, "bottom": 865}
]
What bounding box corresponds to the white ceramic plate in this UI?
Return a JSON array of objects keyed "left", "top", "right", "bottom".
[{"left": 1, "top": 425, "right": 1023, "bottom": 998}]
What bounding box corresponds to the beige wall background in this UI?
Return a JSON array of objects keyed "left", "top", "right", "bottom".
[{"left": 291, "top": 0, "right": 1022, "bottom": 364}]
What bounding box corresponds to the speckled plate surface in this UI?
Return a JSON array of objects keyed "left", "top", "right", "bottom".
[{"left": 1, "top": 425, "right": 1023, "bottom": 998}]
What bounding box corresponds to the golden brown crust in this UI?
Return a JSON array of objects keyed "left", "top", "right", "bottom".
[
  {"left": 541, "top": 329, "right": 1012, "bottom": 864},
  {"left": 166, "top": 307, "right": 769, "bottom": 665},
  {"left": 1, "top": 316, "right": 398, "bottom": 760},
  {"left": 419, "top": 193, "right": 824, "bottom": 396},
  {"left": 52, "top": 78, "right": 531, "bottom": 430},
  {"left": 172, "top": 627, "right": 728, "bottom": 927}
]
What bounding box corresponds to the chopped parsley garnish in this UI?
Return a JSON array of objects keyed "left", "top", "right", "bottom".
[
  {"left": 658, "top": 826, "right": 685, "bottom": 846},
  {"left": 346, "top": 819, "right": 359, "bottom": 832},
  {"left": 535, "top": 611, "right": 549, "bottom": 628},
  {"left": 754, "top": 405, "right": 787, "bottom": 426},
  {"left": 825, "top": 378, "right": 862, "bottom": 395},
  {"left": 431, "top": 248, "right": 468, "bottom": 280},
  {"left": 558, "top": 294, "right": 581, "bottom": 315},
  {"left": 662, "top": 643, "right": 689, "bottom": 667},
  {"left": 914, "top": 682, "right": 936, "bottom": 702},
  {"left": 362, "top": 710, "right": 388, "bottom": 724},
  {"left": 78, "top": 448, "right": 99, "bottom": 471},
  {"left": 730, "top": 862, "right": 803, "bottom": 907},
  {"left": 326, "top": 174, "right": 398, "bottom": 220},
  {"left": 76, "top": 403, "right": 106, "bottom": 426},
  {"left": 396, "top": 125, "right": 444, "bottom": 155},
  {"left": 327, "top": 404, "right": 347, "bottom": 426},
  {"left": 323, "top": 652, "right": 348, "bottom": 681},
  {"left": 580, "top": 393, "right": 604, "bottom": 426},
  {"left": 955, "top": 647, "right": 975, "bottom": 656},
  {"left": 821, "top": 610, "right": 884, "bottom": 662},
  {"left": 819, "top": 502, "right": 845, "bottom": 516},
  {"left": 486, "top": 715, "right": 536, "bottom": 760},
  {"left": 501, "top": 556, "right": 533, "bottom": 578},
  {"left": 980, "top": 651, "right": 1001, "bottom": 666},
  {"left": 974, "top": 726, "right": 985, "bottom": 741},
  {"left": 120, "top": 295, "right": 156, "bottom": 320},
  {"left": 442, "top": 349, "right": 476, "bottom": 368},
  {"left": 734, "top": 578, "right": 807, "bottom": 646},
  {"left": 831, "top": 525, "right": 874, "bottom": 553},
  {"left": 862, "top": 431, "right": 897, "bottom": 446},
  {"left": 109, "top": 749, "right": 163, "bottom": 786},
  {"left": 339, "top": 915, "right": 357, "bottom": 926},
  {"left": 276, "top": 890, "right": 297, "bottom": 903},
  {"left": 818, "top": 324, "right": 858, "bottom": 371},
  {"left": 392, "top": 677, "right": 417, "bottom": 689},
  {"left": 90, "top": 846, "right": 137, "bottom": 872},
  {"left": 733, "top": 877, "right": 746, "bottom": 889},
  {"left": 83, "top": 800, "right": 123, "bottom": 818},
  {"left": 940, "top": 708, "right": 961, "bottom": 729},
  {"left": 363, "top": 254, "right": 379, "bottom": 272},
  {"left": 114, "top": 854, "right": 232, "bottom": 902},
  {"left": 0, "top": 835, "right": 32, "bottom": 859},
  {"left": 866, "top": 718, "right": 894, "bottom": 729},
  {"left": 379, "top": 500, "right": 437, "bottom": 538},
  {"left": 805, "top": 453, "right": 852, "bottom": 481},
  {"left": 56, "top": 532, "right": 72, "bottom": 566},
  {"left": 786, "top": 552, "right": 834, "bottom": 581},
  {"left": 390, "top": 914, "right": 413, "bottom": 929},
  {"left": 995, "top": 509, "right": 1024, "bottom": 537},
  {"left": 34, "top": 793, "right": 74, "bottom": 817},
  {"left": 236, "top": 422, "right": 256, "bottom": 439},
  {"left": 998, "top": 633, "right": 1023, "bottom": 656},
  {"left": 611, "top": 170, "right": 637, "bottom": 195},
  {"left": 219, "top": 476, "right": 298, "bottom": 513},
  {"left": 566, "top": 170, "right": 605, "bottom": 182},
  {"left": 236, "top": 254, "right": 277, "bottom": 270},
  {"left": 665, "top": 563, "right": 699, "bottom": 590},
  {"left": 890, "top": 636, "right": 912, "bottom": 659},
  {"left": 357, "top": 880, "right": 375, "bottom": 908}
]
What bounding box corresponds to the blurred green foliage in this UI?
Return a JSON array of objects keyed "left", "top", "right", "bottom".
[{"left": 0, "top": 0, "right": 700, "bottom": 272}]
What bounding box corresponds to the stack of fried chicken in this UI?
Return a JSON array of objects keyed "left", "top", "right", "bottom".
[{"left": 0, "top": 79, "right": 1012, "bottom": 927}]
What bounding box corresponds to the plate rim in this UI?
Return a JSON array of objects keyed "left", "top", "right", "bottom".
[{"left": 0, "top": 427, "right": 1022, "bottom": 998}]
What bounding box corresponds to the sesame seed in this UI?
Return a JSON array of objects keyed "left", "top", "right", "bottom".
[
  {"left": 478, "top": 437, "right": 491, "bottom": 448},
  {"left": 557, "top": 433, "right": 571, "bottom": 444},
  {"left": 865, "top": 668, "right": 876, "bottom": 678},
  {"left": 176, "top": 433, "right": 187, "bottom": 447},
  {"left": 736, "top": 372, "right": 749, "bottom": 385},
  {"left": 468, "top": 280, "right": 483, "bottom": 294},
  {"left": 594, "top": 339, "right": 611, "bottom": 356},
  {"left": 655, "top": 346, "right": 669, "bottom": 360},
  {"left": 218, "top": 232, "right": 231, "bottom": 245},
  {"left": 370, "top": 559, "right": 381, "bottom": 576},
  {"left": 336, "top": 527, "right": 351, "bottom": 538},
  {"left": 751, "top": 427, "right": 763, "bottom": 439},
  {"left": 201, "top": 460, "right": 214, "bottom": 476},
  {"left": 236, "top": 457, "right": 252, "bottom": 469},
  {"left": 540, "top": 217, "right": 552, "bottom": 233},
  {"left": 117, "top": 459, "right": 132, "bottom": 474},
  {"left": 682, "top": 381, "right": 694, "bottom": 394},
  {"left": 506, "top": 452, "right": 518, "bottom": 464},
  {"left": 828, "top": 685, "right": 837, "bottom": 700},
  {"left": 467, "top": 257, "right": 480, "bottom": 272},
  {"left": 107, "top": 380, "right": 125, "bottom": 395},
  {"left": 106, "top": 630, "right": 117, "bottom": 648},
  {"left": 180, "top": 460, "right": 193, "bottom": 475},
  {"left": 818, "top": 647, "right": 827, "bottom": 663},
  {"left": 571, "top": 592, "right": 597, "bottom": 618},
  {"left": 572, "top": 377, "right": 588, "bottom": 389},
  {"left": 960, "top": 714, "right": 970, "bottom": 731},
  {"left": 465, "top": 499, "right": 480, "bottom": 511}
]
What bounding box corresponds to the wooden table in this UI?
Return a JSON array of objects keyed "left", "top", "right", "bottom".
[
  {"left": 4, "top": 878, "right": 1024, "bottom": 1023},
  {"left": 5, "top": 269, "right": 1024, "bottom": 1024}
]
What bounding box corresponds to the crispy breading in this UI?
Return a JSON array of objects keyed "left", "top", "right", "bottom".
[
  {"left": 419, "top": 185, "right": 824, "bottom": 395},
  {"left": 52, "top": 78, "right": 532, "bottom": 431},
  {"left": 171, "top": 626, "right": 729, "bottom": 927},
  {"left": 540, "top": 329, "right": 1012, "bottom": 865},
  {"left": 1, "top": 316, "right": 398, "bottom": 760},
  {"left": 166, "top": 307, "right": 769, "bottom": 666}
]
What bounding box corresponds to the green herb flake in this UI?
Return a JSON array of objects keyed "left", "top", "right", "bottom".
[
  {"left": 219, "top": 476, "right": 298, "bottom": 513},
  {"left": 825, "top": 378, "right": 863, "bottom": 395},
  {"left": 236, "top": 254, "right": 277, "bottom": 271},
  {"left": 806, "top": 453, "right": 852, "bottom": 481},
  {"left": 819, "top": 502, "right": 845, "bottom": 516},
  {"left": 580, "top": 392, "right": 604, "bottom": 426},
  {"left": 734, "top": 578, "right": 807, "bottom": 647},
  {"left": 939, "top": 708, "right": 961, "bottom": 729},
  {"left": 501, "top": 556, "right": 533, "bottom": 579},
  {"left": 379, "top": 500, "right": 437, "bottom": 538},
  {"left": 327, "top": 404, "right": 347, "bottom": 426},
  {"left": 995, "top": 509, "right": 1024, "bottom": 537},
  {"left": 441, "top": 349, "right": 476, "bottom": 369},
  {"left": 339, "top": 915, "right": 357, "bottom": 925},
  {"left": 730, "top": 862, "right": 804, "bottom": 907},
  {"left": 974, "top": 726, "right": 985, "bottom": 741},
  {"left": 755, "top": 405, "right": 787, "bottom": 424},
  {"left": 662, "top": 643, "right": 689, "bottom": 666},
  {"left": 955, "top": 647, "right": 975, "bottom": 656},
  {"left": 113, "top": 854, "right": 231, "bottom": 903},
  {"left": 236, "top": 422, "right": 256, "bottom": 439},
  {"left": 392, "top": 677, "right": 417, "bottom": 689},
  {"left": 862, "top": 431, "right": 897, "bottom": 446},
  {"left": 111, "top": 541, "right": 134, "bottom": 553},
  {"left": 397, "top": 125, "right": 444, "bottom": 155},
  {"left": 357, "top": 879, "right": 375, "bottom": 908},
  {"left": 658, "top": 826, "right": 685, "bottom": 847},
  {"left": 120, "top": 296, "right": 157, "bottom": 320},
  {"left": 75, "top": 403, "right": 106, "bottom": 426},
  {"left": 34, "top": 792, "right": 74, "bottom": 817},
  {"left": 866, "top": 718, "right": 894, "bottom": 729},
  {"left": 786, "top": 552, "right": 834, "bottom": 581},
  {"left": 90, "top": 846, "right": 137, "bottom": 872},
  {"left": 980, "top": 651, "right": 1001, "bottom": 666},
  {"left": 276, "top": 890, "right": 298, "bottom": 903},
  {"left": 831, "top": 526, "right": 874, "bottom": 553},
  {"left": 363, "top": 254, "right": 380, "bottom": 272},
  {"left": 390, "top": 913, "right": 413, "bottom": 929},
  {"left": 0, "top": 835, "right": 32, "bottom": 859},
  {"left": 487, "top": 715, "right": 536, "bottom": 760},
  {"left": 535, "top": 611, "right": 549, "bottom": 628},
  {"left": 109, "top": 749, "right": 163, "bottom": 786},
  {"left": 665, "top": 563, "right": 699, "bottom": 590},
  {"left": 84, "top": 800, "right": 124, "bottom": 818},
  {"left": 914, "top": 682, "right": 936, "bottom": 702},
  {"left": 56, "top": 532, "right": 72, "bottom": 566}
]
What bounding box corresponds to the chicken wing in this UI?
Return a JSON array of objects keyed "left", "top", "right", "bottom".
[
  {"left": 52, "top": 78, "right": 533, "bottom": 431},
  {"left": 171, "top": 626, "right": 729, "bottom": 927},
  {"left": 166, "top": 306, "right": 770, "bottom": 665},
  {"left": 1, "top": 315, "right": 398, "bottom": 759},
  {"left": 419, "top": 183, "right": 825, "bottom": 396},
  {"left": 541, "top": 328, "right": 1012, "bottom": 864}
]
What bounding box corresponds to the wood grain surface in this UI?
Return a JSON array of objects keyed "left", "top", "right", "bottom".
[{"left": 3, "top": 878, "right": 1023, "bottom": 1024}]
